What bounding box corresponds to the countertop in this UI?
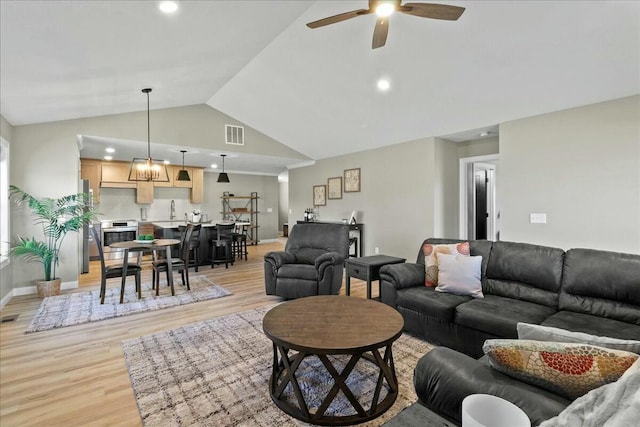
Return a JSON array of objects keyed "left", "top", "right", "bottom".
[{"left": 152, "top": 221, "right": 250, "bottom": 229}]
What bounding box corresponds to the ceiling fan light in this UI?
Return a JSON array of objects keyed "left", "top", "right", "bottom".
[{"left": 376, "top": 2, "right": 395, "bottom": 17}]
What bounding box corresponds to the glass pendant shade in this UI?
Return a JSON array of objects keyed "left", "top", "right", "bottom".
[
  {"left": 217, "top": 154, "right": 230, "bottom": 183},
  {"left": 176, "top": 150, "right": 191, "bottom": 181},
  {"left": 128, "top": 88, "right": 169, "bottom": 182}
]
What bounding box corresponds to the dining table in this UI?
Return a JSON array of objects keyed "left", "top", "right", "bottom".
[{"left": 109, "top": 238, "right": 181, "bottom": 303}]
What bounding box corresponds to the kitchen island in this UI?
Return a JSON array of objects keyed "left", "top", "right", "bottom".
[{"left": 152, "top": 221, "right": 250, "bottom": 267}]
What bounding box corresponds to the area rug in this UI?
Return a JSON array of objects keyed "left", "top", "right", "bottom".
[
  {"left": 26, "top": 276, "right": 232, "bottom": 333},
  {"left": 121, "top": 306, "right": 434, "bottom": 426}
]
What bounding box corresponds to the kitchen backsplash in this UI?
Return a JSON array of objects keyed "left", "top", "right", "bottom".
[{"left": 97, "top": 187, "right": 204, "bottom": 222}]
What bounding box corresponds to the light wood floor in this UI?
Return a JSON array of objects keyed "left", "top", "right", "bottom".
[{"left": 0, "top": 239, "right": 374, "bottom": 426}]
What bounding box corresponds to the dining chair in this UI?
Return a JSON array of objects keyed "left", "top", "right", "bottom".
[
  {"left": 210, "top": 223, "right": 235, "bottom": 268},
  {"left": 178, "top": 223, "right": 202, "bottom": 272},
  {"left": 90, "top": 226, "right": 142, "bottom": 304},
  {"left": 152, "top": 224, "right": 194, "bottom": 294}
]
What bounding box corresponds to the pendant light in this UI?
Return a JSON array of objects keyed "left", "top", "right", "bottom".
[
  {"left": 128, "top": 88, "right": 169, "bottom": 182},
  {"left": 217, "top": 154, "right": 230, "bottom": 183},
  {"left": 176, "top": 150, "right": 191, "bottom": 181}
]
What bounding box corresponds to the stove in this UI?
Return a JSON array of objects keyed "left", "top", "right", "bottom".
[{"left": 100, "top": 219, "right": 138, "bottom": 259}]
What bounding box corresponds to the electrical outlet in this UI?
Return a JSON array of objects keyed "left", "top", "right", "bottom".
[
  {"left": 267, "top": 208, "right": 273, "bottom": 213},
  {"left": 374, "top": 247, "right": 379, "bottom": 254},
  {"left": 530, "top": 213, "right": 547, "bottom": 224}
]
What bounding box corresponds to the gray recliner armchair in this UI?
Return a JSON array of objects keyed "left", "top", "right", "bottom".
[{"left": 264, "top": 223, "right": 349, "bottom": 299}]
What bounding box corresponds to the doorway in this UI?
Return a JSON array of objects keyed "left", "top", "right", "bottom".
[{"left": 459, "top": 155, "right": 499, "bottom": 240}]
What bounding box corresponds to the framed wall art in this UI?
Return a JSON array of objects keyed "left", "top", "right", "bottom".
[
  {"left": 344, "top": 168, "right": 361, "bottom": 193},
  {"left": 327, "top": 176, "right": 342, "bottom": 199},
  {"left": 313, "top": 185, "right": 326, "bottom": 206}
]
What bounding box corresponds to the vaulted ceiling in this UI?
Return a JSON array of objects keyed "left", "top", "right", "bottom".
[{"left": 1, "top": 1, "right": 638, "bottom": 173}]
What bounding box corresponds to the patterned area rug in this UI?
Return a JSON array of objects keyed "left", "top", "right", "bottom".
[
  {"left": 26, "top": 276, "right": 231, "bottom": 333},
  {"left": 122, "top": 306, "right": 434, "bottom": 426}
]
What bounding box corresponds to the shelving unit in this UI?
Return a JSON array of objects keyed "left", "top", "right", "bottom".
[{"left": 221, "top": 192, "right": 259, "bottom": 244}]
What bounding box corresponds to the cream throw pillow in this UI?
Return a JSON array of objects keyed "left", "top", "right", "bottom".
[{"left": 434, "top": 253, "right": 483, "bottom": 298}]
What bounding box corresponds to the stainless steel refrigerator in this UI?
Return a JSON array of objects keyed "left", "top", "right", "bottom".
[{"left": 81, "top": 179, "right": 91, "bottom": 274}]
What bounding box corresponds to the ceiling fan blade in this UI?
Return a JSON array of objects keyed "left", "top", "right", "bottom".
[
  {"left": 400, "top": 3, "right": 465, "bottom": 20},
  {"left": 306, "top": 9, "right": 370, "bottom": 28},
  {"left": 372, "top": 17, "right": 389, "bottom": 49}
]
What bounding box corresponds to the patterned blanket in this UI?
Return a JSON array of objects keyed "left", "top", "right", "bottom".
[{"left": 540, "top": 358, "right": 640, "bottom": 427}]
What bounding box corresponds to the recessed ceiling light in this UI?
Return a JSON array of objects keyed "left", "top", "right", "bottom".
[
  {"left": 105, "top": 147, "right": 115, "bottom": 153},
  {"left": 158, "top": 1, "right": 178, "bottom": 14},
  {"left": 211, "top": 164, "right": 218, "bottom": 169},
  {"left": 479, "top": 131, "right": 491, "bottom": 137},
  {"left": 103, "top": 155, "right": 112, "bottom": 161},
  {"left": 164, "top": 160, "right": 170, "bottom": 164},
  {"left": 377, "top": 78, "right": 391, "bottom": 92},
  {"left": 376, "top": 2, "right": 395, "bottom": 17}
]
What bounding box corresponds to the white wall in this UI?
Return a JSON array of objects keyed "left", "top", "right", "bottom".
[{"left": 499, "top": 95, "right": 640, "bottom": 253}]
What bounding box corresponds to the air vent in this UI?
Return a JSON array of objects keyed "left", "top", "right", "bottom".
[
  {"left": 225, "top": 124, "right": 244, "bottom": 146},
  {"left": 1, "top": 314, "right": 19, "bottom": 323}
]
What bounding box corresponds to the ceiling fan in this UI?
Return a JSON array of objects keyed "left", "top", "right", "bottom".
[{"left": 306, "top": 0, "right": 465, "bottom": 49}]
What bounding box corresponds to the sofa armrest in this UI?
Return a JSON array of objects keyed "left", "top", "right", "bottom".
[
  {"left": 380, "top": 263, "right": 424, "bottom": 308},
  {"left": 315, "top": 251, "right": 345, "bottom": 279},
  {"left": 264, "top": 251, "right": 297, "bottom": 268},
  {"left": 380, "top": 262, "right": 425, "bottom": 289},
  {"left": 414, "top": 347, "right": 570, "bottom": 426}
]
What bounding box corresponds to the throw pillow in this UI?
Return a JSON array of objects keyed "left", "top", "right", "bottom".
[
  {"left": 435, "top": 253, "right": 484, "bottom": 298},
  {"left": 422, "top": 242, "right": 470, "bottom": 287},
  {"left": 483, "top": 339, "right": 638, "bottom": 400},
  {"left": 517, "top": 323, "right": 640, "bottom": 355}
]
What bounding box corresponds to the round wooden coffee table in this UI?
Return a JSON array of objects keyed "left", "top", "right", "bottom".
[{"left": 262, "top": 295, "right": 404, "bottom": 426}]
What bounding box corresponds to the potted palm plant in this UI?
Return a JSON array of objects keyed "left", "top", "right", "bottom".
[{"left": 9, "top": 185, "right": 98, "bottom": 298}]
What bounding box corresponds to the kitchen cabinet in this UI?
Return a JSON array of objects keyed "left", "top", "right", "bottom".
[
  {"left": 190, "top": 168, "right": 204, "bottom": 204},
  {"left": 80, "top": 158, "right": 101, "bottom": 203},
  {"left": 101, "top": 162, "right": 135, "bottom": 188}
]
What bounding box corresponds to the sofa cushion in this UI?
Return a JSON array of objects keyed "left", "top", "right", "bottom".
[
  {"left": 396, "top": 286, "right": 471, "bottom": 322},
  {"left": 277, "top": 264, "right": 318, "bottom": 281},
  {"left": 558, "top": 248, "right": 640, "bottom": 325},
  {"left": 435, "top": 253, "right": 483, "bottom": 298},
  {"left": 483, "top": 339, "right": 638, "bottom": 400},
  {"left": 455, "top": 295, "right": 557, "bottom": 337},
  {"left": 422, "top": 242, "right": 469, "bottom": 286},
  {"left": 484, "top": 241, "right": 564, "bottom": 308},
  {"left": 542, "top": 311, "right": 640, "bottom": 342},
  {"left": 517, "top": 322, "right": 640, "bottom": 354}
]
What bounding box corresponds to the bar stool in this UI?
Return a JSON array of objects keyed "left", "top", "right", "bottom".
[
  {"left": 232, "top": 224, "right": 249, "bottom": 261},
  {"left": 210, "top": 223, "right": 235, "bottom": 268}
]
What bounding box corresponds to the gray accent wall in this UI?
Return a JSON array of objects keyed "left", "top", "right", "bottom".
[{"left": 499, "top": 95, "right": 640, "bottom": 253}]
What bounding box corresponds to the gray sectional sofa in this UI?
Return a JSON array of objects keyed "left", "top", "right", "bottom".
[{"left": 379, "top": 238, "right": 640, "bottom": 425}]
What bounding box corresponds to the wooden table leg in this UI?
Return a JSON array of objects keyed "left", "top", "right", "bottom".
[
  {"left": 120, "top": 249, "right": 129, "bottom": 304},
  {"left": 166, "top": 245, "right": 175, "bottom": 296}
]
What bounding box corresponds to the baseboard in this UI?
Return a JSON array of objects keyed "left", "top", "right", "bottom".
[
  {"left": 7, "top": 280, "right": 79, "bottom": 300},
  {"left": 260, "top": 238, "right": 279, "bottom": 243},
  {"left": 0, "top": 290, "right": 13, "bottom": 309}
]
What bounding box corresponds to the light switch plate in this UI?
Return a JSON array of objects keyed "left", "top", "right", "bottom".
[{"left": 530, "top": 213, "right": 547, "bottom": 224}]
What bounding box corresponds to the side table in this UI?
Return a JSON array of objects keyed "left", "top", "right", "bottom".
[{"left": 345, "top": 255, "right": 406, "bottom": 299}]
